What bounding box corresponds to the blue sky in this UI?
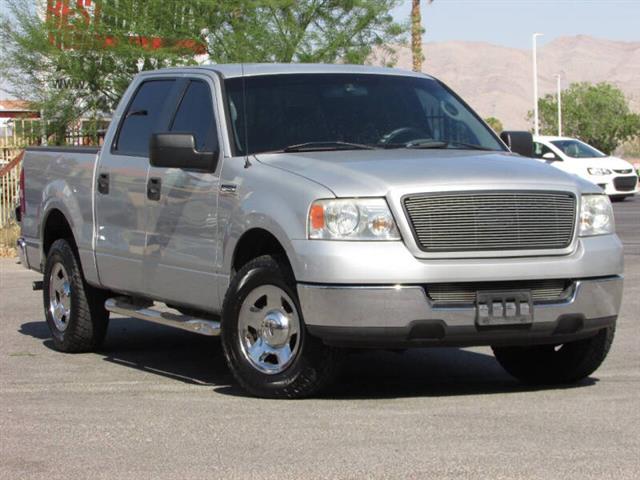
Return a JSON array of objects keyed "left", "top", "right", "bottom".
[{"left": 391, "top": 0, "right": 640, "bottom": 49}]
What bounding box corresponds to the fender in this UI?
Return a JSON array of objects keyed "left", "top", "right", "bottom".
[{"left": 218, "top": 158, "right": 334, "bottom": 299}]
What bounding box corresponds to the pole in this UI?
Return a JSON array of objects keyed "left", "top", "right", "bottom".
[
  {"left": 532, "top": 33, "right": 543, "bottom": 137},
  {"left": 556, "top": 74, "right": 562, "bottom": 137}
]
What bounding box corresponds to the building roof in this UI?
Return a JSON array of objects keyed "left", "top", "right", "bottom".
[{"left": 0, "top": 100, "right": 36, "bottom": 112}]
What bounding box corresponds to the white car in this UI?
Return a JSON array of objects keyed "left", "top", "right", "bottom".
[{"left": 533, "top": 136, "right": 639, "bottom": 201}]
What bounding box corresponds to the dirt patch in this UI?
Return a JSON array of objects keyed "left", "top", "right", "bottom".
[{"left": 0, "top": 222, "right": 19, "bottom": 258}]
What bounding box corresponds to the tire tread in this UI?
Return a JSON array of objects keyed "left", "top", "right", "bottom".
[
  {"left": 492, "top": 326, "right": 615, "bottom": 384},
  {"left": 221, "top": 255, "right": 340, "bottom": 398},
  {"left": 43, "top": 239, "right": 109, "bottom": 353}
]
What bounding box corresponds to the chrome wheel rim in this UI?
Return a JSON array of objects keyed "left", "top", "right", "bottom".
[
  {"left": 49, "top": 263, "right": 72, "bottom": 331},
  {"left": 237, "top": 285, "right": 301, "bottom": 375}
]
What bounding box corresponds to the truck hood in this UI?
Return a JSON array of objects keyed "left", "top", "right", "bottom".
[{"left": 255, "top": 149, "right": 599, "bottom": 197}]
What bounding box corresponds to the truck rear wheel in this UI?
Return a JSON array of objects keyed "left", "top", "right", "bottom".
[
  {"left": 221, "top": 255, "right": 341, "bottom": 398},
  {"left": 492, "top": 326, "right": 615, "bottom": 384},
  {"left": 43, "top": 239, "right": 109, "bottom": 352}
]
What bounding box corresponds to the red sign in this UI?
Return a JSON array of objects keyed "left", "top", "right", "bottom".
[{"left": 46, "top": 0, "right": 206, "bottom": 54}]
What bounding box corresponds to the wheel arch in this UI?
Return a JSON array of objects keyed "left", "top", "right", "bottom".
[
  {"left": 231, "top": 227, "right": 294, "bottom": 275},
  {"left": 41, "top": 208, "right": 76, "bottom": 258}
]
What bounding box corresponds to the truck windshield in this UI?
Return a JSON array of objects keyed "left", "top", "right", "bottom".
[{"left": 225, "top": 73, "right": 505, "bottom": 155}]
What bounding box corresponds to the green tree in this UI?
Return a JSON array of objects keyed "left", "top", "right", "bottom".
[
  {"left": 0, "top": 0, "right": 405, "bottom": 140},
  {"left": 0, "top": 0, "right": 199, "bottom": 141},
  {"left": 531, "top": 82, "right": 640, "bottom": 154},
  {"left": 204, "top": 1, "right": 405, "bottom": 64},
  {"left": 484, "top": 117, "right": 503, "bottom": 133}
]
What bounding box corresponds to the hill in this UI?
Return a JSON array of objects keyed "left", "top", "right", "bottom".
[{"left": 381, "top": 35, "right": 640, "bottom": 130}]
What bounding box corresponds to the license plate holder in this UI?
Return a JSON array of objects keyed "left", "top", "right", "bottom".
[{"left": 476, "top": 291, "right": 533, "bottom": 326}]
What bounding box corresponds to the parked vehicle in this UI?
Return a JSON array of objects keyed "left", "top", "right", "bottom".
[
  {"left": 534, "top": 135, "right": 639, "bottom": 201},
  {"left": 17, "top": 65, "right": 623, "bottom": 398}
]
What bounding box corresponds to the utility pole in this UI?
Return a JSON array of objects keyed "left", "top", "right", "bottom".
[
  {"left": 532, "top": 33, "right": 544, "bottom": 136},
  {"left": 556, "top": 74, "right": 562, "bottom": 137}
]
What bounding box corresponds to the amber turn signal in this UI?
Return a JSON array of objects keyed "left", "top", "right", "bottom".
[{"left": 310, "top": 204, "right": 325, "bottom": 230}]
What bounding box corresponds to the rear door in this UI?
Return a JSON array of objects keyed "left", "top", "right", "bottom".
[
  {"left": 143, "top": 77, "right": 224, "bottom": 310},
  {"left": 95, "top": 78, "right": 181, "bottom": 293}
]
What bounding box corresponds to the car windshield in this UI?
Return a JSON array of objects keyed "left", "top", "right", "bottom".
[
  {"left": 225, "top": 73, "right": 505, "bottom": 155},
  {"left": 551, "top": 139, "right": 606, "bottom": 158}
]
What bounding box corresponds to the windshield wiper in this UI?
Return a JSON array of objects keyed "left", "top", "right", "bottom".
[
  {"left": 281, "top": 141, "right": 376, "bottom": 153},
  {"left": 444, "top": 141, "right": 495, "bottom": 151}
]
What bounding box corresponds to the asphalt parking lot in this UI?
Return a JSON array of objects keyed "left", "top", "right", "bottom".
[{"left": 1, "top": 198, "right": 638, "bottom": 479}]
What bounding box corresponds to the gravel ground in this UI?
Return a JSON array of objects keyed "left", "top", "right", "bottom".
[{"left": 1, "top": 197, "right": 638, "bottom": 479}]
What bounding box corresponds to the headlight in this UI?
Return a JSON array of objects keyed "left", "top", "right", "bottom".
[
  {"left": 579, "top": 195, "right": 615, "bottom": 236},
  {"left": 309, "top": 198, "right": 401, "bottom": 240},
  {"left": 587, "top": 168, "right": 612, "bottom": 176}
]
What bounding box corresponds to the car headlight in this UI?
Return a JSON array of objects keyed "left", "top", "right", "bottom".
[
  {"left": 309, "top": 198, "right": 401, "bottom": 240},
  {"left": 579, "top": 194, "right": 615, "bottom": 236},
  {"left": 587, "top": 168, "right": 612, "bottom": 176}
]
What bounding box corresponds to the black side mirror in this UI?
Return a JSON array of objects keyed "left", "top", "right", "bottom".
[
  {"left": 149, "top": 133, "right": 218, "bottom": 171},
  {"left": 500, "top": 131, "right": 534, "bottom": 158}
]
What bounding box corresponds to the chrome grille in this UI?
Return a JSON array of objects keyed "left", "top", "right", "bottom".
[
  {"left": 426, "top": 279, "right": 572, "bottom": 305},
  {"left": 613, "top": 168, "right": 633, "bottom": 174},
  {"left": 404, "top": 191, "right": 576, "bottom": 252}
]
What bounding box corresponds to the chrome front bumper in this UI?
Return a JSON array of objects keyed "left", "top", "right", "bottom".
[{"left": 299, "top": 276, "right": 623, "bottom": 347}]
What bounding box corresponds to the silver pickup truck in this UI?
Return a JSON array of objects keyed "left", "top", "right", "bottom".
[{"left": 17, "top": 64, "right": 623, "bottom": 398}]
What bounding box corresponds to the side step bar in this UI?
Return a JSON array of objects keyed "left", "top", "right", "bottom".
[{"left": 105, "top": 297, "right": 221, "bottom": 336}]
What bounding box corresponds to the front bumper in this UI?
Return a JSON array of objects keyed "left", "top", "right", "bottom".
[
  {"left": 597, "top": 174, "right": 639, "bottom": 196},
  {"left": 299, "top": 276, "right": 622, "bottom": 348}
]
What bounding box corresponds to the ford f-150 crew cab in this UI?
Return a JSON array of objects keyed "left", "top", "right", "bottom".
[{"left": 17, "top": 64, "right": 623, "bottom": 398}]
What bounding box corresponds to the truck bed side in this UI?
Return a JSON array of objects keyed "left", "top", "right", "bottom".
[{"left": 22, "top": 146, "right": 100, "bottom": 285}]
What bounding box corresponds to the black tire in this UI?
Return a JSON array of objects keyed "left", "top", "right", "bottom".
[
  {"left": 43, "top": 238, "right": 110, "bottom": 352},
  {"left": 221, "top": 255, "right": 341, "bottom": 398},
  {"left": 492, "top": 326, "right": 615, "bottom": 385}
]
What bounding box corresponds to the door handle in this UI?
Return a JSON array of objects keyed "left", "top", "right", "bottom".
[
  {"left": 147, "top": 177, "right": 161, "bottom": 201},
  {"left": 97, "top": 173, "right": 109, "bottom": 195}
]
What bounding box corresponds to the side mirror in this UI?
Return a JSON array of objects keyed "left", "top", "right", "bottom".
[
  {"left": 542, "top": 152, "right": 559, "bottom": 161},
  {"left": 500, "top": 131, "right": 534, "bottom": 158},
  {"left": 149, "top": 133, "right": 218, "bottom": 171}
]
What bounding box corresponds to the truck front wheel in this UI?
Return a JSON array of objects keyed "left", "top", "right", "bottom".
[
  {"left": 43, "top": 239, "right": 109, "bottom": 352},
  {"left": 492, "top": 326, "right": 615, "bottom": 384},
  {"left": 221, "top": 255, "right": 341, "bottom": 398}
]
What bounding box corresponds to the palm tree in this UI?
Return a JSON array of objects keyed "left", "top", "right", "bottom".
[{"left": 411, "top": 0, "right": 433, "bottom": 72}]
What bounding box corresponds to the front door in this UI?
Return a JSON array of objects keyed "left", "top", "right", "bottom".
[{"left": 144, "top": 77, "right": 223, "bottom": 311}]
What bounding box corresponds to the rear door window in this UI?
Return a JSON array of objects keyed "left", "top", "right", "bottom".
[
  {"left": 115, "top": 80, "right": 176, "bottom": 156},
  {"left": 170, "top": 80, "right": 218, "bottom": 152}
]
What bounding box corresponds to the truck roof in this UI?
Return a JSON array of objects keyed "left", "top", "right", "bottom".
[{"left": 142, "top": 63, "right": 434, "bottom": 80}]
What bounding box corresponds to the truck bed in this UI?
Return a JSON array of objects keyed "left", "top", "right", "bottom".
[{"left": 21, "top": 146, "right": 101, "bottom": 283}]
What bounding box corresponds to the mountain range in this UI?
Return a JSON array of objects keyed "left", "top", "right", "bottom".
[{"left": 382, "top": 35, "right": 640, "bottom": 130}]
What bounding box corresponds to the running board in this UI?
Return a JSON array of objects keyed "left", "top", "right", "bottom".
[{"left": 104, "top": 297, "right": 221, "bottom": 336}]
